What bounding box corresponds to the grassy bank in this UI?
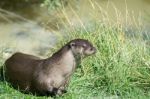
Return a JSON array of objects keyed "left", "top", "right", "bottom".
[{"left": 0, "top": 22, "right": 150, "bottom": 99}]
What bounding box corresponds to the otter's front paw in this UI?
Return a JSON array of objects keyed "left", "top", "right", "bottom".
[{"left": 57, "top": 89, "right": 67, "bottom": 95}]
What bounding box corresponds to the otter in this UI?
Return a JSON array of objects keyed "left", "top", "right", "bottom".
[{"left": 4, "top": 39, "right": 96, "bottom": 96}]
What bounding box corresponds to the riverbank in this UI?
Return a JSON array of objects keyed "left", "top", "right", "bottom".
[
  {"left": 0, "top": 20, "right": 150, "bottom": 98},
  {"left": 0, "top": 0, "right": 150, "bottom": 98}
]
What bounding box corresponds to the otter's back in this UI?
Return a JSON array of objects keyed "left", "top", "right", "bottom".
[
  {"left": 5, "top": 52, "right": 41, "bottom": 90},
  {"left": 5, "top": 52, "right": 40, "bottom": 71}
]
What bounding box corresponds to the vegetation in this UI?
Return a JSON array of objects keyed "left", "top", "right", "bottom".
[
  {"left": 0, "top": 0, "right": 150, "bottom": 99},
  {"left": 0, "top": 22, "right": 150, "bottom": 99},
  {"left": 42, "top": 0, "right": 68, "bottom": 11}
]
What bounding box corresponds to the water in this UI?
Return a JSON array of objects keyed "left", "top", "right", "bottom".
[
  {"left": 0, "top": 0, "right": 150, "bottom": 59},
  {"left": 71, "top": 0, "right": 150, "bottom": 28},
  {"left": 0, "top": 22, "right": 58, "bottom": 59}
]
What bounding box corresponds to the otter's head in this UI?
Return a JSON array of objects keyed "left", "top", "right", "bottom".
[{"left": 69, "top": 39, "right": 96, "bottom": 57}]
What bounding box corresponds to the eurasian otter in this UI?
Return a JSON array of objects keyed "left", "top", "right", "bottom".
[{"left": 4, "top": 39, "right": 96, "bottom": 96}]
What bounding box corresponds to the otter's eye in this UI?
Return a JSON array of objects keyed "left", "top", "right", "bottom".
[{"left": 70, "top": 42, "right": 76, "bottom": 47}]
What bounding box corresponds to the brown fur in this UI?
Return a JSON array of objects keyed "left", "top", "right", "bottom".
[{"left": 4, "top": 39, "right": 96, "bottom": 96}]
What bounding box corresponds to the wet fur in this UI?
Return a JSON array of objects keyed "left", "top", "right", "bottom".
[{"left": 4, "top": 39, "right": 96, "bottom": 96}]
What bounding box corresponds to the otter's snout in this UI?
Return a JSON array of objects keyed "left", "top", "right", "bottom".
[
  {"left": 92, "top": 47, "right": 97, "bottom": 54},
  {"left": 84, "top": 46, "right": 96, "bottom": 55}
]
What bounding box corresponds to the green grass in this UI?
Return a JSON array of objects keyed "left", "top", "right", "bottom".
[{"left": 0, "top": 23, "right": 150, "bottom": 99}]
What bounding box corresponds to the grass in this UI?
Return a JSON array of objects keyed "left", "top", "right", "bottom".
[
  {"left": 0, "top": 21, "right": 150, "bottom": 99},
  {"left": 0, "top": 0, "right": 150, "bottom": 98}
]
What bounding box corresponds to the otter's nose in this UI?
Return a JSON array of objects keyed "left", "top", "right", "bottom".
[{"left": 92, "top": 47, "right": 97, "bottom": 54}]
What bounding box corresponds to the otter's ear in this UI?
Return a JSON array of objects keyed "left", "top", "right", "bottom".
[{"left": 70, "top": 42, "right": 76, "bottom": 47}]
